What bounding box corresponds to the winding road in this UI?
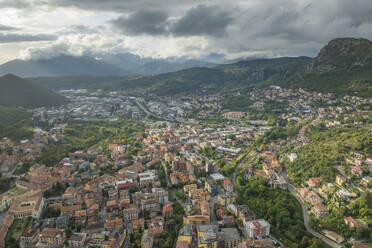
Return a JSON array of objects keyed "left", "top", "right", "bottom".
[
  {"left": 282, "top": 172, "right": 342, "bottom": 248},
  {"left": 231, "top": 148, "right": 342, "bottom": 248}
]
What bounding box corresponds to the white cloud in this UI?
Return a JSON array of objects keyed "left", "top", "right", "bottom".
[{"left": 19, "top": 34, "right": 126, "bottom": 60}]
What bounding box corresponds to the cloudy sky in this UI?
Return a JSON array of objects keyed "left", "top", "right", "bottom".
[{"left": 0, "top": 0, "right": 372, "bottom": 64}]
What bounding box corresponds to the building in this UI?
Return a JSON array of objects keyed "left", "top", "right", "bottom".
[
  {"left": 218, "top": 193, "right": 236, "bottom": 206},
  {"left": 141, "top": 230, "right": 153, "bottom": 248},
  {"left": 162, "top": 203, "right": 174, "bottom": 218},
  {"left": 176, "top": 240, "right": 190, "bottom": 248},
  {"left": 138, "top": 170, "right": 157, "bottom": 186},
  {"left": 221, "top": 228, "right": 241, "bottom": 248},
  {"left": 148, "top": 216, "right": 164, "bottom": 236},
  {"left": 224, "top": 112, "right": 245, "bottom": 120},
  {"left": 68, "top": 233, "right": 87, "bottom": 247},
  {"left": 344, "top": 216, "right": 362, "bottom": 229},
  {"left": 224, "top": 178, "right": 233, "bottom": 192},
  {"left": 198, "top": 224, "right": 218, "bottom": 248},
  {"left": 61, "top": 204, "right": 81, "bottom": 217},
  {"left": 8, "top": 193, "right": 44, "bottom": 219},
  {"left": 178, "top": 224, "right": 193, "bottom": 245},
  {"left": 237, "top": 205, "right": 256, "bottom": 223},
  {"left": 116, "top": 179, "right": 137, "bottom": 190},
  {"left": 205, "top": 178, "right": 218, "bottom": 195},
  {"left": 141, "top": 197, "right": 159, "bottom": 211},
  {"left": 133, "top": 218, "right": 145, "bottom": 231},
  {"left": 323, "top": 230, "right": 345, "bottom": 244},
  {"left": 244, "top": 219, "right": 270, "bottom": 239},
  {"left": 36, "top": 228, "right": 65, "bottom": 248},
  {"left": 123, "top": 205, "right": 140, "bottom": 221},
  {"left": 312, "top": 203, "right": 329, "bottom": 218},
  {"left": 237, "top": 238, "right": 275, "bottom": 248},
  {"left": 151, "top": 187, "right": 169, "bottom": 205},
  {"left": 184, "top": 184, "right": 198, "bottom": 193},
  {"left": 336, "top": 175, "right": 346, "bottom": 185},
  {"left": 20, "top": 228, "right": 38, "bottom": 248},
  {"left": 184, "top": 215, "right": 210, "bottom": 225},
  {"left": 352, "top": 244, "right": 372, "bottom": 248},
  {"left": 105, "top": 218, "right": 123, "bottom": 231}
]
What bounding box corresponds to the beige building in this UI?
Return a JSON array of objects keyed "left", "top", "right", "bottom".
[
  {"left": 141, "top": 230, "right": 153, "bottom": 248},
  {"left": 8, "top": 193, "right": 44, "bottom": 219},
  {"left": 223, "top": 112, "right": 245, "bottom": 120},
  {"left": 36, "top": 228, "right": 65, "bottom": 248}
]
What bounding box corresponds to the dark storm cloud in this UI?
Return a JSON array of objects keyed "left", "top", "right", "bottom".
[
  {"left": 0, "top": 24, "right": 19, "bottom": 31},
  {"left": 111, "top": 10, "right": 169, "bottom": 35},
  {"left": 0, "top": 0, "right": 33, "bottom": 9},
  {"left": 111, "top": 4, "right": 234, "bottom": 37},
  {"left": 2, "top": 0, "right": 372, "bottom": 59},
  {"left": 0, "top": 33, "right": 57, "bottom": 43},
  {"left": 212, "top": 0, "right": 372, "bottom": 57},
  {"left": 171, "top": 5, "right": 234, "bottom": 37},
  {"left": 48, "top": 0, "right": 205, "bottom": 12}
]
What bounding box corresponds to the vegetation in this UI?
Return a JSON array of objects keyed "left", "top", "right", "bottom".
[
  {"left": 37, "top": 120, "right": 144, "bottom": 166},
  {"left": 43, "top": 182, "right": 68, "bottom": 198},
  {"left": 236, "top": 176, "right": 328, "bottom": 248},
  {"left": 309, "top": 192, "right": 372, "bottom": 241},
  {"left": 0, "top": 106, "right": 33, "bottom": 140},
  {"left": 42, "top": 206, "right": 61, "bottom": 218},
  {"left": 349, "top": 192, "right": 372, "bottom": 220},
  {"left": 284, "top": 125, "right": 372, "bottom": 185},
  {"left": 27, "top": 39, "right": 372, "bottom": 97},
  {"left": 0, "top": 74, "right": 65, "bottom": 107},
  {"left": 14, "top": 161, "right": 35, "bottom": 175},
  {"left": 0, "top": 177, "right": 15, "bottom": 194},
  {"left": 5, "top": 217, "right": 33, "bottom": 248},
  {"left": 158, "top": 203, "right": 185, "bottom": 248},
  {"left": 129, "top": 230, "right": 143, "bottom": 248}
]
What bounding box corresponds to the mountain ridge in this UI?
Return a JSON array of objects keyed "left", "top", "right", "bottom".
[
  {"left": 0, "top": 53, "right": 216, "bottom": 77},
  {"left": 27, "top": 38, "right": 372, "bottom": 97}
]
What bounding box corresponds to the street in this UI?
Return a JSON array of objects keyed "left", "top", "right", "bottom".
[
  {"left": 160, "top": 160, "right": 171, "bottom": 187},
  {"left": 281, "top": 171, "right": 342, "bottom": 248}
]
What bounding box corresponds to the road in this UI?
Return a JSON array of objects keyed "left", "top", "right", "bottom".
[
  {"left": 209, "top": 196, "right": 218, "bottom": 225},
  {"left": 282, "top": 172, "right": 342, "bottom": 248},
  {"left": 134, "top": 100, "right": 171, "bottom": 121},
  {"left": 0, "top": 211, "right": 7, "bottom": 227},
  {"left": 160, "top": 160, "right": 171, "bottom": 187}
]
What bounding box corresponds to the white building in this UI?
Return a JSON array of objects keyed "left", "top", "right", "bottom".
[{"left": 244, "top": 219, "right": 270, "bottom": 239}]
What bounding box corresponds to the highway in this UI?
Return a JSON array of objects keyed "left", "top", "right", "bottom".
[{"left": 134, "top": 99, "right": 170, "bottom": 121}]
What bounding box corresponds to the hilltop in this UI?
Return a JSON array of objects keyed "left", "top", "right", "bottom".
[{"left": 0, "top": 74, "right": 66, "bottom": 108}]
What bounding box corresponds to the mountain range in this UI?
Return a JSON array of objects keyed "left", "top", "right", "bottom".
[
  {"left": 113, "top": 37, "right": 371, "bottom": 96},
  {"left": 2, "top": 38, "right": 371, "bottom": 100},
  {"left": 0, "top": 53, "right": 216, "bottom": 77}
]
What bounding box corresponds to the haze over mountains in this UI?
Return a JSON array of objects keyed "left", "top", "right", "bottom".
[
  {"left": 0, "top": 38, "right": 371, "bottom": 108},
  {"left": 26, "top": 38, "right": 372, "bottom": 97},
  {"left": 0, "top": 52, "right": 216, "bottom": 77}
]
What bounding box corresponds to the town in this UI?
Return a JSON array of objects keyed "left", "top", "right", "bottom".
[{"left": 0, "top": 85, "right": 371, "bottom": 248}]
